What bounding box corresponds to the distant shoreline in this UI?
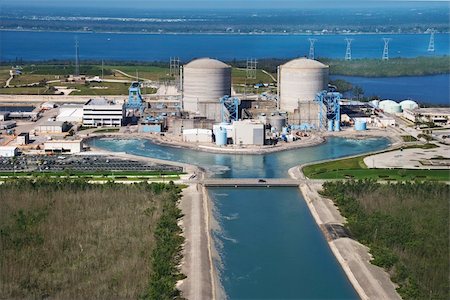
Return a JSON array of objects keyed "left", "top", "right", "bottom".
[{"left": 1, "top": 28, "right": 449, "bottom": 36}]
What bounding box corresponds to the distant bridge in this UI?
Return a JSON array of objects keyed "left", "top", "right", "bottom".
[{"left": 201, "top": 178, "right": 300, "bottom": 187}]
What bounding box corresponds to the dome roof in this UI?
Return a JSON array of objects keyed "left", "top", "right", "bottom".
[
  {"left": 399, "top": 100, "right": 419, "bottom": 109},
  {"left": 379, "top": 100, "right": 399, "bottom": 107},
  {"left": 282, "top": 58, "right": 328, "bottom": 69},
  {"left": 184, "top": 58, "right": 230, "bottom": 69}
]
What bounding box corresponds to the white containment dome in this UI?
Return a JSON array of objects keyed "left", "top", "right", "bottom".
[
  {"left": 400, "top": 100, "right": 419, "bottom": 111},
  {"left": 182, "top": 58, "right": 232, "bottom": 116},
  {"left": 379, "top": 100, "right": 402, "bottom": 114},
  {"left": 278, "top": 58, "right": 329, "bottom": 112}
]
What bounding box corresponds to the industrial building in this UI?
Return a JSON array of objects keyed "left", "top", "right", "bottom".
[
  {"left": 44, "top": 139, "right": 83, "bottom": 154},
  {"left": 232, "top": 120, "right": 265, "bottom": 146},
  {"left": 0, "top": 120, "right": 16, "bottom": 130},
  {"left": 36, "top": 121, "right": 71, "bottom": 134},
  {"left": 16, "top": 132, "right": 30, "bottom": 145},
  {"left": 277, "top": 58, "right": 329, "bottom": 127},
  {"left": 82, "top": 99, "right": 124, "bottom": 127},
  {"left": 0, "top": 146, "right": 18, "bottom": 157},
  {"left": 57, "top": 104, "right": 84, "bottom": 123},
  {"left": 182, "top": 129, "right": 213, "bottom": 143},
  {"left": 181, "top": 58, "right": 231, "bottom": 121},
  {"left": 403, "top": 107, "right": 450, "bottom": 125}
]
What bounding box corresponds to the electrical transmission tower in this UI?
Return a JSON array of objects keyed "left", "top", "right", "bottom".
[
  {"left": 246, "top": 58, "right": 257, "bottom": 79},
  {"left": 382, "top": 38, "right": 391, "bottom": 61},
  {"left": 344, "top": 38, "right": 353, "bottom": 60},
  {"left": 308, "top": 38, "right": 317, "bottom": 60},
  {"left": 427, "top": 29, "right": 435, "bottom": 52},
  {"left": 75, "top": 37, "right": 80, "bottom": 76},
  {"left": 169, "top": 57, "right": 180, "bottom": 77}
]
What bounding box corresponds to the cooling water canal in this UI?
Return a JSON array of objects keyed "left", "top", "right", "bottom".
[{"left": 92, "top": 137, "right": 390, "bottom": 299}]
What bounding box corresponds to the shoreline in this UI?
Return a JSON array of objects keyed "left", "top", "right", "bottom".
[{"left": 2, "top": 28, "right": 448, "bottom": 36}]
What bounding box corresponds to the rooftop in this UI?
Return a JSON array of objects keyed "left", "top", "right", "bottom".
[
  {"left": 85, "top": 98, "right": 119, "bottom": 106},
  {"left": 184, "top": 58, "right": 230, "bottom": 69},
  {"left": 282, "top": 58, "right": 328, "bottom": 69}
]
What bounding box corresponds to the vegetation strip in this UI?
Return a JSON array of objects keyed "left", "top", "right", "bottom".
[
  {"left": 320, "top": 181, "right": 449, "bottom": 300},
  {"left": 0, "top": 178, "right": 185, "bottom": 299}
]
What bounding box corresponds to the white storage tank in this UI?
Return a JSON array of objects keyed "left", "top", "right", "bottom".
[
  {"left": 182, "top": 58, "right": 231, "bottom": 116},
  {"left": 379, "top": 100, "right": 402, "bottom": 114},
  {"left": 400, "top": 100, "right": 419, "bottom": 111},
  {"left": 268, "top": 115, "right": 286, "bottom": 132},
  {"left": 278, "top": 58, "right": 329, "bottom": 112}
]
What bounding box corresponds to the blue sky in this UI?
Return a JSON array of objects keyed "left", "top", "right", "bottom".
[{"left": 2, "top": 0, "right": 447, "bottom": 9}]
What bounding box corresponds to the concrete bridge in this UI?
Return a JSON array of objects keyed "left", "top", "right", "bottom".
[{"left": 201, "top": 178, "right": 301, "bottom": 187}]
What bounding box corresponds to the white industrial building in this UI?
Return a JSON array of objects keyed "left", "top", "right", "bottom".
[
  {"left": 182, "top": 58, "right": 231, "bottom": 122},
  {"left": 182, "top": 128, "right": 212, "bottom": 143},
  {"left": 277, "top": 58, "right": 329, "bottom": 126},
  {"left": 403, "top": 107, "right": 450, "bottom": 125},
  {"left": 83, "top": 99, "right": 124, "bottom": 127},
  {"left": 44, "top": 139, "right": 83, "bottom": 153},
  {"left": 0, "top": 146, "right": 18, "bottom": 157},
  {"left": 57, "top": 104, "right": 84, "bottom": 123},
  {"left": 16, "top": 132, "right": 30, "bottom": 145},
  {"left": 232, "top": 120, "right": 265, "bottom": 146},
  {"left": 36, "top": 121, "right": 70, "bottom": 133}
]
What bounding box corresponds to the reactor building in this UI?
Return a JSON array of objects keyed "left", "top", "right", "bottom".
[
  {"left": 181, "top": 58, "right": 232, "bottom": 121},
  {"left": 277, "top": 58, "right": 329, "bottom": 127}
]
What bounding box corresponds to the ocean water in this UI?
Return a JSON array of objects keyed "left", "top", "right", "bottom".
[
  {"left": 0, "top": 31, "right": 448, "bottom": 61},
  {"left": 331, "top": 74, "right": 450, "bottom": 106},
  {"left": 91, "top": 137, "right": 390, "bottom": 299}
]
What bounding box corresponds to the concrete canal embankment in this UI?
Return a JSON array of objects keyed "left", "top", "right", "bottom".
[{"left": 289, "top": 165, "right": 401, "bottom": 300}]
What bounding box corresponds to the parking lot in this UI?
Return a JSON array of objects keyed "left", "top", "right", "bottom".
[{"left": 0, "top": 154, "right": 182, "bottom": 173}]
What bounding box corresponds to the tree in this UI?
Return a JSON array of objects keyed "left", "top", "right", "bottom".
[{"left": 352, "top": 85, "right": 364, "bottom": 100}]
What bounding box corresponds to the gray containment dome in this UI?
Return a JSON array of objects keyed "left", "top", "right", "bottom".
[
  {"left": 182, "top": 58, "right": 232, "bottom": 117},
  {"left": 278, "top": 58, "right": 329, "bottom": 112}
]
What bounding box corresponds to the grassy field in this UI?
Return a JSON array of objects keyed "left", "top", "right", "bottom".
[
  {"left": 0, "top": 86, "right": 52, "bottom": 95},
  {"left": 321, "top": 181, "right": 449, "bottom": 299},
  {"left": 0, "top": 179, "right": 184, "bottom": 299},
  {"left": 303, "top": 150, "right": 450, "bottom": 181}
]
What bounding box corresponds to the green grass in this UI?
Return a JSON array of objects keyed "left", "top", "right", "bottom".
[
  {"left": 401, "top": 135, "right": 418, "bottom": 142},
  {"left": 0, "top": 86, "right": 52, "bottom": 95},
  {"left": 303, "top": 149, "right": 450, "bottom": 181},
  {"left": 93, "top": 128, "right": 120, "bottom": 133}
]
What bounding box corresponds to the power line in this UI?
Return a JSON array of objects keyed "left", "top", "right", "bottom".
[
  {"left": 428, "top": 29, "right": 435, "bottom": 52},
  {"left": 308, "top": 38, "right": 317, "bottom": 60},
  {"left": 75, "top": 37, "right": 80, "bottom": 76},
  {"left": 344, "top": 38, "right": 353, "bottom": 60},
  {"left": 169, "top": 57, "right": 180, "bottom": 77},
  {"left": 382, "top": 38, "right": 391, "bottom": 61},
  {"left": 246, "top": 58, "right": 257, "bottom": 79}
]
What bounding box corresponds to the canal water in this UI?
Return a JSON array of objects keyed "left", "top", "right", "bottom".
[{"left": 91, "top": 137, "right": 390, "bottom": 299}]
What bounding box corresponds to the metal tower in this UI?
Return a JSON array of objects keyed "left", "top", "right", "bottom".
[
  {"left": 220, "top": 95, "right": 240, "bottom": 123},
  {"left": 428, "top": 29, "right": 435, "bottom": 52},
  {"left": 344, "top": 38, "right": 353, "bottom": 60},
  {"left": 308, "top": 38, "right": 317, "bottom": 60},
  {"left": 315, "top": 91, "right": 341, "bottom": 131},
  {"left": 169, "top": 57, "right": 180, "bottom": 77},
  {"left": 126, "top": 82, "right": 145, "bottom": 113},
  {"left": 382, "top": 38, "right": 391, "bottom": 61},
  {"left": 75, "top": 37, "right": 80, "bottom": 76},
  {"left": 246, "top": 58, "right": 257, "bottom": 80}
]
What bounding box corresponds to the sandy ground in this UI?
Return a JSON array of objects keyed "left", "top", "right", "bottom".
[
  {"left": 289, "top": 166, "right": 402, "bottom": 300},
  {"left": 364, "top": 145, "right": 450, "bottom": 169}
]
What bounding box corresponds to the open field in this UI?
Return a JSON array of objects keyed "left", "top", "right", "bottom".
[
  {"left": 303, "top": 148, "right": 450, "bottom": 181},
  {"left": 0, "top": 179, "right": 184, "bottom": 299},
  {"left": 320, "top": 181, "right": 449, "bottom": 299}
]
